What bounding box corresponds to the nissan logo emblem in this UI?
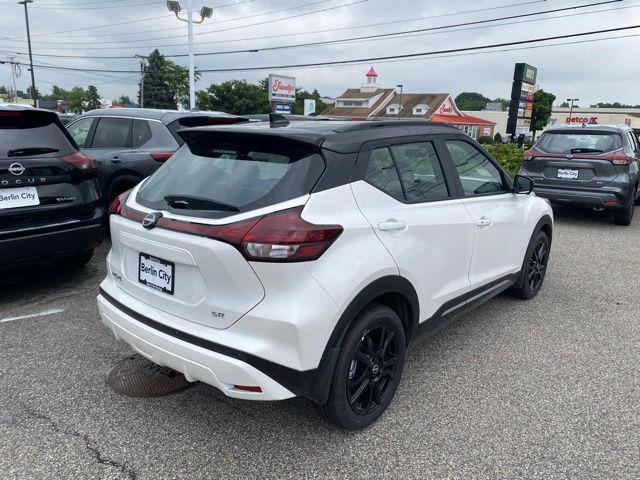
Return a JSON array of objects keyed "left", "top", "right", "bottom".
[
  {"left": 142, "top": 212, "right": 163, "bottom": 230},
  {"left": 8, "top": 163, "right": 26, "bottom": 176}
]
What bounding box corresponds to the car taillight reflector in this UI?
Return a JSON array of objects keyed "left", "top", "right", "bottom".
[
  {"left": 610, "top": 150, "right": 633, "bottom": 165},
  {"left": 150, "top": 151, "right": 176, "bottom": 162},
  {"left": 62, "top": 151, "right": 96, "bottom": 171},
  {"left": 109, "top": 190, "right": 131, "bottom": 215},
  {"left": 233, "top": 385, "right": 262, "bottom": 393}
]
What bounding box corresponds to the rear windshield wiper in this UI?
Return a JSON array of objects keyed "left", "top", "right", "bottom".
[
  {"left": 570, "top": 148, "right": 604, "bottom": 154},
  {"left": 164, "top": 194, "right": 240, "bottom": 212},
  {"left": 7, "top": 147, "right": 60, "bottom": 157}
]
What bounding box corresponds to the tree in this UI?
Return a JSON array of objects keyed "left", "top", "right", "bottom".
[
  {"left": 85, "top": 85, "right": 102, "bottom": 111},
  {"left": 559, "top": 101, "right": 570, "bottom": 108},
  {"left": 196, "top": 79, "right": 271, "bottom": 114},
  {"left": 141, "top": 49, "right": 196, "bottom": 109},
  {"left": 26, "top": 85, "right": 40, "bottom": 100},
  {"left": 116, "top": 95, "right": 134, "bottom": 106},
  {"left": 68, "top": 86, "right": 86, "bottom": 111},
  {"left": 530, "top": 89, "right": 556, "bottom": 140},
  {"left": 0, "top": 86, "right": 7, "bottom": 98},
  {"left": 455, "top": 92, "right": 489, "bottom": 111}
]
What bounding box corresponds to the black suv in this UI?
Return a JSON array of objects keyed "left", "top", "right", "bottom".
[
  {"left": 65, "top": 109, "right": 247, "bottom": 205},
  {"left": 0, "top": 105, "right": 103, "bottom": 269},
  {"left": 520, "top": 125, "right": 640, "bottom": 225}
]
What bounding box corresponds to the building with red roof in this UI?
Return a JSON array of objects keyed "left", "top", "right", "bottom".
[{"left": 322, "top": 67, "right": 496, "bottom": 140}]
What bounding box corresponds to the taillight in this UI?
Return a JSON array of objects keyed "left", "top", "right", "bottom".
[
  {"left": 523, "top": 147, "right": 539, "bottom": 162},
  {"left": 610, "top": 150, "right": 633, "bottom": 165},
  {"left": 62, "top": 151, "right": 96, "bottom": 171},
  {"left": 122, "top": 205, "right": 343, "bottom": 262},
  {"left": 109, "top": 190, "right": 131, "bottom": 215},
  {"left": 150, "top": 152, "right": 176, "bottom": 162},
  {"left": 240, "top": 207, "right": 343, "bottom": 262}
]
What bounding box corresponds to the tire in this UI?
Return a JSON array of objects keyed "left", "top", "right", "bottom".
[
  {"left": 508, "top": 231, "right": 550, "bottom": 300},
  {"left": 317, "top": 304, "right": 406, "bottom": 430},
  {"left": 57, "top": 249, "right": 94, "bottom": 268},
  {"left": 613, "top": 197, "right": 635, "bottom": 226}
]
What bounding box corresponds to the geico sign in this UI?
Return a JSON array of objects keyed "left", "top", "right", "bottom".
[
  {"left": 566, "top": 116, "right": 598, "bottom": 124},
  {"left": 272, "top": 80, "right": 295, "bottom": 94}
]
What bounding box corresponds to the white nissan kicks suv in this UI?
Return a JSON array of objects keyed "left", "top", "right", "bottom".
[{"left": 98, "top": 119, "right": 553, "bottom": 429}]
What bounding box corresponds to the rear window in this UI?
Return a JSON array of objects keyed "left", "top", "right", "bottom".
[
  {"left": 0, "top": 111, "right": 75, "bottom": 157},
  {"left": 536, "top": 132, "right": 623, "bottom": 154},
  {"left": 136, "top": 142, "right": 325, "bottom": 219}
]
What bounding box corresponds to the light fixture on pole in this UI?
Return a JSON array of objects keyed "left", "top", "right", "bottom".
[
  {"left": 167, "top": 0, "right": 213, "bottom": 111},
  {"left": 17, "top": 0, "right": 37, "bottom": 107},
  {"left": 396, "top": 84, "right": 403, "bottom": 119},
  {"left": 567, "top": 98, "right": 579, "bottom": 121}
]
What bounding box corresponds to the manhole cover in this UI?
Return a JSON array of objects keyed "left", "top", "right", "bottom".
[{"left": 107, "top": 354, "right": 194, "bottom": 398}]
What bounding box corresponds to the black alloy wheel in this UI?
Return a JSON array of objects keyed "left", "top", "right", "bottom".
[
  {"left": 347, "top": 324, "right": 401, "bottom": 415},
  {"left": 318, "top": 304, "right": 406, "bottom": 430},
  {"left": 527, "top": 239, "right": 548, "bottom": 294}
]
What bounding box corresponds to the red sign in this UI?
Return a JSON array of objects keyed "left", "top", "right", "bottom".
[
  {"left": 439, "top": 105, "right": 453, "bottom": 115},
  {"left": 272, "top": 79, "right": 295, "bottom": 94},
  {"left": 565, "top": 116, "right": 599, "bottom": 125}
]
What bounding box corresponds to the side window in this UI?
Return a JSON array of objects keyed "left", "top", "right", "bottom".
[
  {"left": 132, "top": 119, "right": 153, "bottom": 148},
  {"left": 364, "top": 147, "right": 403, "bottom": 200},
  {"left": 390, "top": 142, "right": 449, "bottom": 202},
  {"left": 446, "top": 140, "right": 508, "bottom": 196},
  {"left": 67, "top": 117, "right": 94, "bottom": 148},
  {"left": 92, "top": 117, "right": 132, "bottom": 149}
]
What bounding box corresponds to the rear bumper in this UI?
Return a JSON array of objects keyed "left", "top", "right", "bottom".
[
  {"left": 97, "top": 288, "right": 307, "bottom": 401},
  {"left": 0, "top": 210, "right": 103, "bottom": 268},
  {"left": 534, "top": 186, "right": 627, "bottom": 209}
]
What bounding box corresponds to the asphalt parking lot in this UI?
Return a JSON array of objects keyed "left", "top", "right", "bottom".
[{"left": 1, "top": 206, "right": 638, "bottom": 480}]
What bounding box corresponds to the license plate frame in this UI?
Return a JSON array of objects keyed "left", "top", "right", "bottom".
[
  {"left": 0, "top": 186, "right": 40, "bottom": 210},
  {"left": 557, "top": 168, "right": 579, "bottom": 180},
  {"left": 138, "top": 253, "right": 175, "bottom": 295}
]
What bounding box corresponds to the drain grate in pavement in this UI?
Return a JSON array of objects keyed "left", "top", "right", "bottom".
[{"left": 107, "top": 354, "right": 194, "bottom": 398}]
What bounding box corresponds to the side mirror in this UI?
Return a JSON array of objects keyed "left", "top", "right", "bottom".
[{"left": 513, "top": 175, "right": 534, "bottom": 194}]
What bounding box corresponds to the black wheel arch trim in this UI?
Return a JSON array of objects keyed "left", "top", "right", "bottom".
[{"left": 512, "top": 214, "right": 553, "bottom": 290}]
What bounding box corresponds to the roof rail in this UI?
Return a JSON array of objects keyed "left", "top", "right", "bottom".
[
  {"left": 334, "top": 119, "right": 457, "bottom": 133},
  {"left": 269, "top": 113, "right": 290, "bottom": 128}
]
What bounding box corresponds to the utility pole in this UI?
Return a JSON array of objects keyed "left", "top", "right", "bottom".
[
  {"left": 18, "top": 0, "right": 37, "bottom": 108},
  {"left": 9, "top": 56, "right": 20, "bottom": 102},
  {"left": 396, "top": 84, "right": 403, "bottom": 120},
  {"left": 135, "top": 54, "right": 147, "bottom": 108}
]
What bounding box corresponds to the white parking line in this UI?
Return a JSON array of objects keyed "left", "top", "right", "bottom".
[{"left": 0, "top": 308, "right": 66, "bottom": 324}]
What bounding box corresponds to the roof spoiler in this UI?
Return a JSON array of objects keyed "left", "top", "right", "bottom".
[{"left": 177, "top": 115, "right": 250, "bottom": 128}]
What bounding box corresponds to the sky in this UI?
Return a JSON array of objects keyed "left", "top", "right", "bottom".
[{"left": 1, "top": 0, "right": 640, "bottom": 107}]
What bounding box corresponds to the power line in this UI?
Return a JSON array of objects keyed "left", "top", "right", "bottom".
[
  {"left": 4, "top": 0, "right": 370, "bottom": 45},
  {"left": 1, "top": 0, "right": 627, "bottom": 60},
  {"left": 6, "top": 24, "right": 640, "bottom": 75},
  {"left": 0, "top": 0, "right": 551, "bottom": 50},
  {"left": 196, "top": 24, "right": 640, "bottom": 72}
]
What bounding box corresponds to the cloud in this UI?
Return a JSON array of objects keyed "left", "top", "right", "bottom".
[{"left": 1, "top": 0, "right": 639, "bottom": 106}]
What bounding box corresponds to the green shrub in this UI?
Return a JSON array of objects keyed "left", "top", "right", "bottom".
[
  {"left": 494, "top": 132, "right": 503, "bottom": 143},
  {"left": 478, "top": 136, "right": 494, "bottom": 145},
  {"left": 483, "top": 143, "right": 525, "bottom": 177}
]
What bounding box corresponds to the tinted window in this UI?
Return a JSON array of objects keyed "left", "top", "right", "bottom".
[
  {"left": 132, "top": 119, "right": 153, "bottom": 148},
  {"left": 0, "top": 113, "right": 75, "bottom": 157},
  {"left": 446, "top": 140, "right": 507, "bottom": 196},
  {"left": 136, "top": 143, "right": 325, "bottom": 219},
  {"left": 67, "top": 117, "right": 94, "bottom": 148},
  {"left": 364, "top": 147, "right": 403, "bottom": 200},
  {"left": 390, "top": 142, "right": 448, "bottom": 202},
  {"left": 536, "top": 132, "right": 622, "bottom": 154},
  {"left": 92, "top": 117, "right": 131, "bottom": 148}
]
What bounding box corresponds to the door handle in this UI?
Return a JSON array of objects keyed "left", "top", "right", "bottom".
[
  {"left": 111, "top": 156, "right": 122, "bottom": 164},
  {"left": 378, "top": 220, "right": 407, "bottom": 231},
  {"left": 476, "top": 216, "right": 493, "bottom": 227}
]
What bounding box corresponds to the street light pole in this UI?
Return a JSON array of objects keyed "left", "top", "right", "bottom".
[
  {"left": 396, "top": 84, "right": 403, "bottom": 120},
  {"left": 18, "top": 0, "right": 37, "bottom": 107},
  {"left": 167, "top": 1, "right": 212, "bottom": 111},
  {"left": 567, "top": 98, "right": 579, "bottom": 122}
]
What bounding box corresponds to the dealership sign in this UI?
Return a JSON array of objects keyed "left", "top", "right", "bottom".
[{"left": 268, "top": 74, "right": 296, "bottom": 103}]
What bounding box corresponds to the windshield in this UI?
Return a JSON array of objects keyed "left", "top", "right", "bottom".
[
  {"left": 536, "top": 132, "right": 622, "bottom": 154},
  {"left": 136, "top": 143, "right": 325, "bottom": 219}
]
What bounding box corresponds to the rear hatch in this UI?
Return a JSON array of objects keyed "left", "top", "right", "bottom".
[
  {"left": 523, "top": 130, "right": 625, "bottom": 189},
  {"left": 109, "top": 128, "right": 326, "bottom": 329},
  {"left": 0, "top": 109, "right": 100, "bottom": 233}
]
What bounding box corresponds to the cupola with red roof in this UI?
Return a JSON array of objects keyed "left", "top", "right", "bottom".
[{"left": 361, "top": 66, "right": 379, "bottom": 92}]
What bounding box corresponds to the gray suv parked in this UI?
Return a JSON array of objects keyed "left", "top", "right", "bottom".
[
  {"left": 66, "top": 109, "right": 247, "bottom": 205},
  {"left": 520, "top": 125, "right": 640, "bottom": 225}
]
